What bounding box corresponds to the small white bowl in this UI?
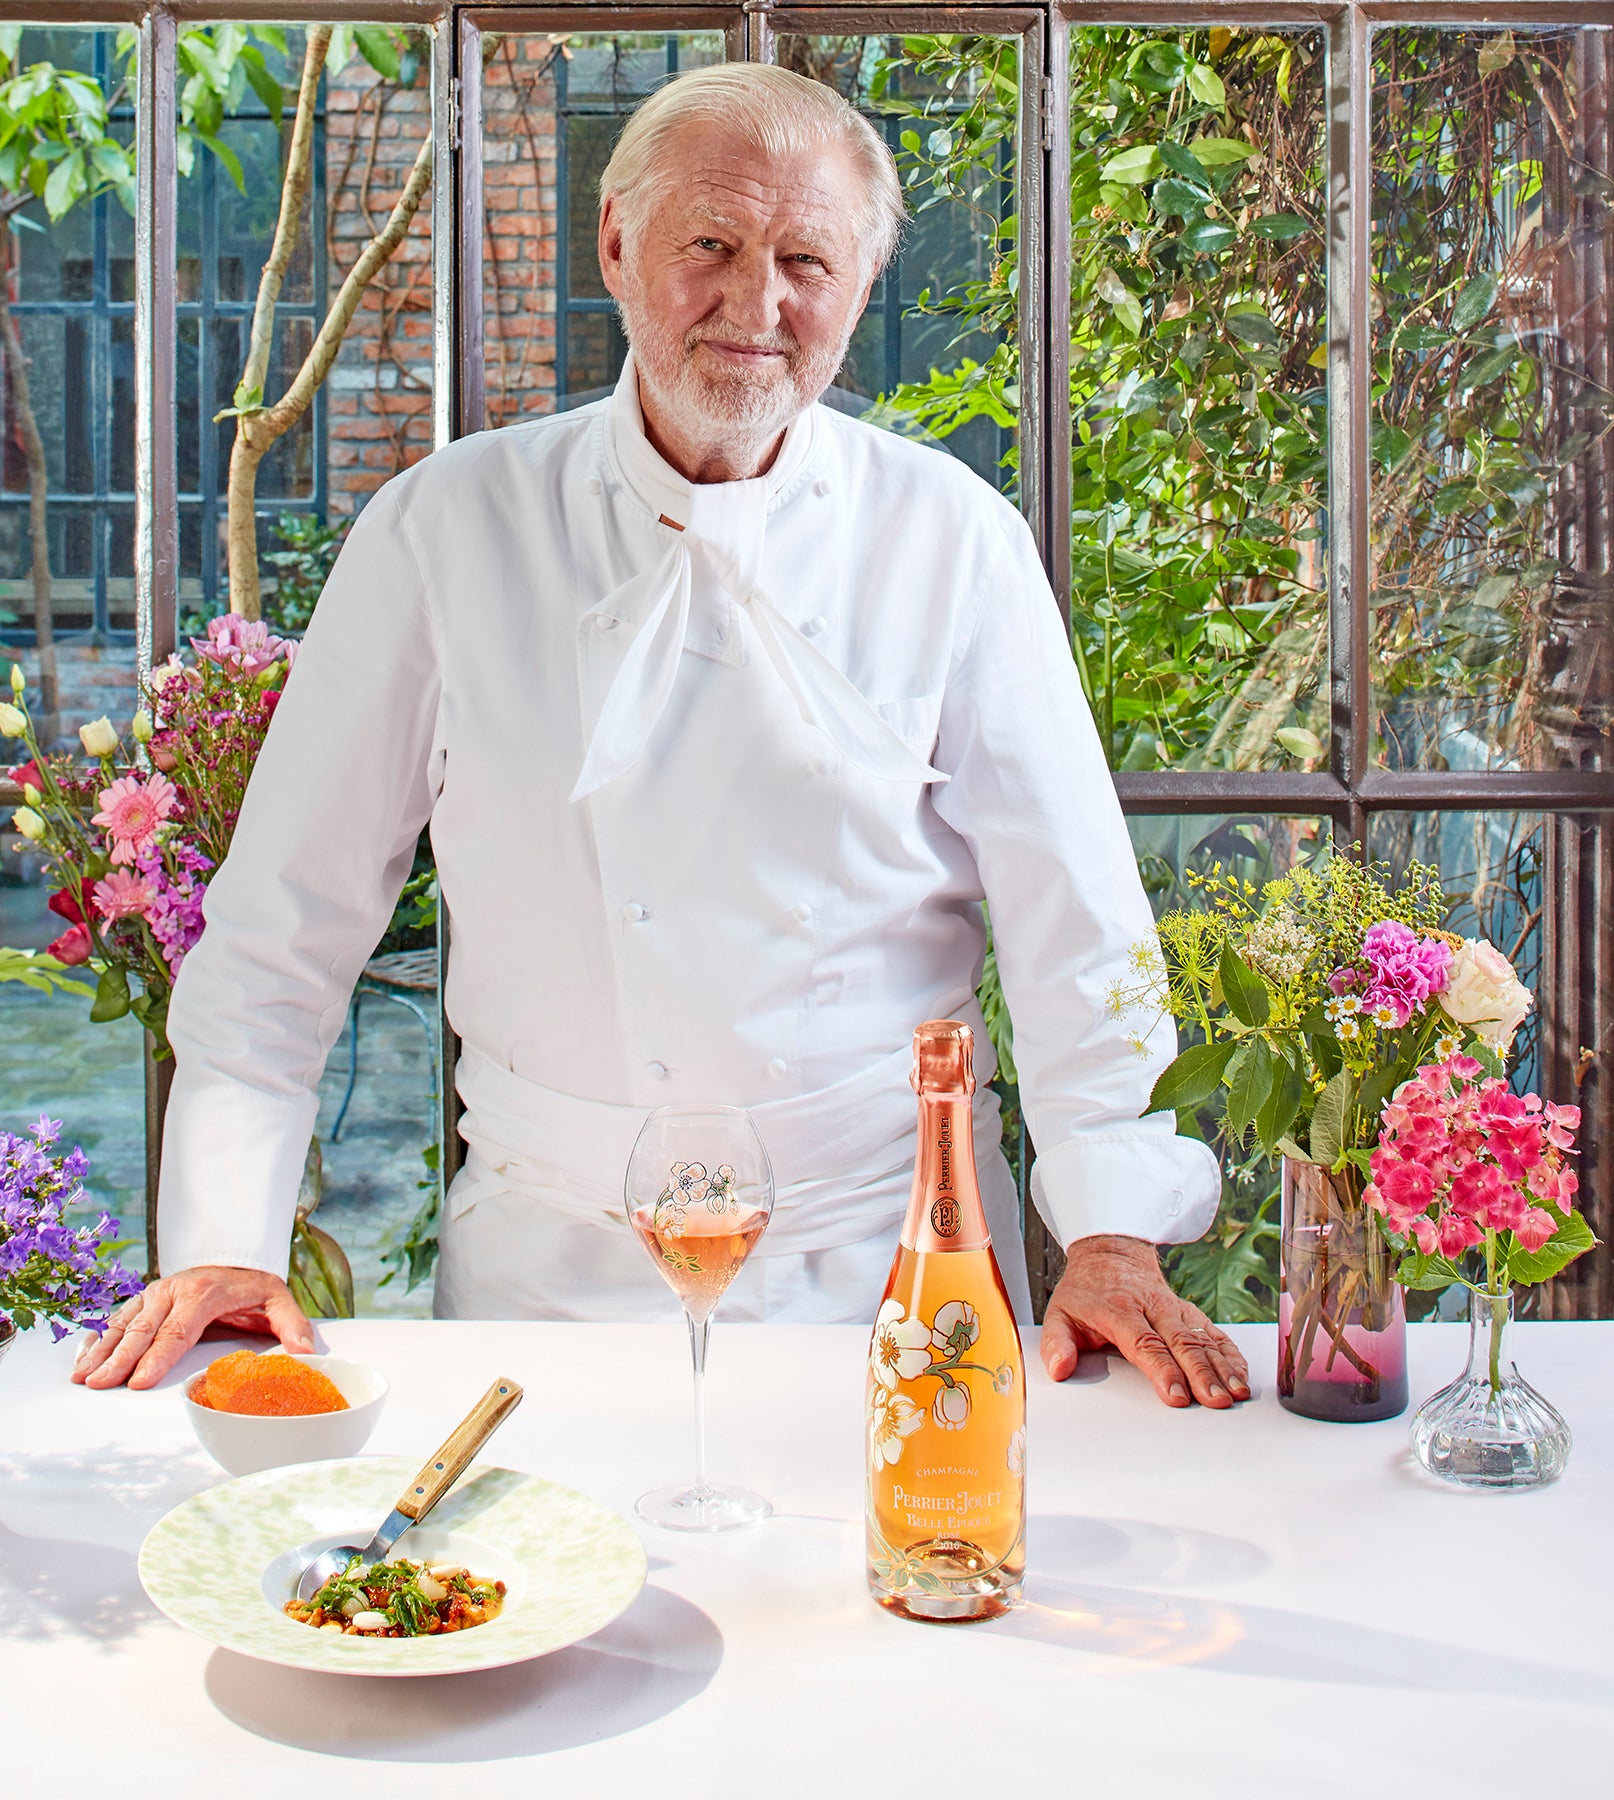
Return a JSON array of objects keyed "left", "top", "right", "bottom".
[{"left": 184, "top": 1352, "right": 388, "bottom": 1477}]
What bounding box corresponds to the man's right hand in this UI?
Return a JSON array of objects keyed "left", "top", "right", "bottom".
[{"left": 72, "top": 1265, "right": 314, "bottom": 1391}]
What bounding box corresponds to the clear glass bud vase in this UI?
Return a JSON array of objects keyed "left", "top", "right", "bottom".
[
  {"left": 1410, "top": 1288, "right": 1572, "bottom": 1489},
  {"left": 1278, "top": 1159, "right": 1408, "bottom": 1422}
]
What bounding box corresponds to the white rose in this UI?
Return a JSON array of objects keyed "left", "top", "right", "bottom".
[
  {"left": 131, "top": 710, "right": 154, "bottom": 745},
  {"left": 9, "top": 664, "right": 24, "bottom": 698},
  {"left": 1439, "top": 938, "right": 1532, "bottom": 1050},
  {"left": 0, "top": 702, "right": 26, "bottom": 738},
  {"left": 78, "top": 716, "right": 119, "bottom": 758},
  {"left": 12, "top": 805, "right": 46, "bottom": 842}
]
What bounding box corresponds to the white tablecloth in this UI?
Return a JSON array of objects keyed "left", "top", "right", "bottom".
[{"left": 2, "top": 1319, "right": 1609, "bottom": 1797}]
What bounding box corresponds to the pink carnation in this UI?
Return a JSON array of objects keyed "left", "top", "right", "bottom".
[
  {"left": 91, "top": 772, "right": 178, "bottom": 866},
  {"left": 91, "top": 870, "right": 153, "bottom": 922}
]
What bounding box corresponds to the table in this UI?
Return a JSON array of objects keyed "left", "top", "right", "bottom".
[{"left": 2, "top": 1320, "right": 1610, "bottom": 1797}]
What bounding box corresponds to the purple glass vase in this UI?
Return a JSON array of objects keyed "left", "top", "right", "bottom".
[{"left": 1278, "top": 1158, "right": 1408, "bottom": 1422}]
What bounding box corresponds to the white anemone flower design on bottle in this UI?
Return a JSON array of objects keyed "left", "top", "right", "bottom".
[
  {"left": 871, "top": 1299, "right": 934, "bottom": 1390},
  {"left": 932, "top": 1382, "right": 970, "bottom": 1430},
  {"left": 869, "top": 1388, "right": 926, "bottom": 1465},
  {"left": 1006, "top": 1427, "right": 1026, "bottom": 1476}
]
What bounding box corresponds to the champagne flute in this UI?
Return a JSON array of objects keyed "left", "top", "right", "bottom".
[{"left": 628, "top": 1104, "right": 774, "bottom": 1531}]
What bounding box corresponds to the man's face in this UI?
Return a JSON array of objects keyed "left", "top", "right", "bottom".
[{"left": 599, "top": 125, "right": 877, "bottom": 446}]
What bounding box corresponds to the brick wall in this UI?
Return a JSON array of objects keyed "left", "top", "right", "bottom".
[{"left": 324, "top": 40, "right": 565, "bottom": 520}]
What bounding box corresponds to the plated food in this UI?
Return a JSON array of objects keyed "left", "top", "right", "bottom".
[
  {"left": 138, "top": 1457, "right": 648, "bottom": 1677},
  {"left": 285, "top": 1554, "right": 506, "bottom": 1637}
]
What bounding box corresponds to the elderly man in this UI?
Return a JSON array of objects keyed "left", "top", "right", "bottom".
[{"left": 77, "top": 63, "right": 1249, "bottom": 1410}]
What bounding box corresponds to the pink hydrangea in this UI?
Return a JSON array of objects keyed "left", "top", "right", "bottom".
[
  {"left": 91, "top": 772, "right": 178, "bottom": 866},
  {"left": 1364, "top": 1055, "right": 1582, "bottom": 1270},
  {"left": 1358, "top": 920, "right": 1453, "bottom": 1029}
]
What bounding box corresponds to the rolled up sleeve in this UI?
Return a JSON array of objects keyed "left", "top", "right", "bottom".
[
  {"left": 932, "top": 506, "right": 1221, "bottom": 1251},
  {"left": 157, "top": 484, "right": 443, "bottom": 1276}
]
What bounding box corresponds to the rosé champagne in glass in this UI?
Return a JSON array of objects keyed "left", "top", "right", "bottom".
[{"left": 628, "top": 1104, "right": 774, "bottom": 1531}]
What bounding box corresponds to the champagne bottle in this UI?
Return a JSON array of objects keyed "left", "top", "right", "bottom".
[{"left": 865, "top": 1019, "right": 1025, "bottom": 1622}]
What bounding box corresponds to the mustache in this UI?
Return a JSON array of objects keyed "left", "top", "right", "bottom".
[{"left": 685, "top": 323, "right": 800, "bottom": 359}]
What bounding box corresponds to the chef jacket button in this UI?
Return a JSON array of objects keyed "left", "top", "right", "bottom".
[
  {"left": 814, "top": 478, "right": 831, "bottom": 497},
  {"left": 1168, "top": 1187, "right": 1183, "bottom": 1218},
  {"left": 625, "top": 901, "right": 651, "bottom": 923},
  {"left": 805, "top": 754, "right": 828, "bottom": 777},
  {"left": 586, "top": 477, "right": 603, "bottom": 496},
  {"left": 767, "top": 1058, "right": 788, "bottom": 1078},
  {"left": 801, "top": 615, "right": 825, "bottom": 637},
  {"left": 790, "top": 902, "right": 812, "bottom": 924},
  {"left": 648, "top": 1060, "right": 670, "bottom": 1080},
  {"left": 596, "top": 614, "right": 617, "bottom": 632}
]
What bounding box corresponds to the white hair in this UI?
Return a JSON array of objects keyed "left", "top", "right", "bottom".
[{"left": 599, "top": 63, "right": 907, "bottom": 273}]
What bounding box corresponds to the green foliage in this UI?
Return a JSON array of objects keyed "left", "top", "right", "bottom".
[
  {"left": 1162, "top": 1183, "right": 1280, "bottom": 1323},
  {"left": 262, "top": 510, "right": 349, "bottom": 635},
  {"left": 0, "top": 947, "right": 93, "bottom": 997},
  {"left": 379, "top": 1140, "right": 441, "bottom": 1292},
  {"left": 0, "top": 46, "right": 133, "bottom": 219}
]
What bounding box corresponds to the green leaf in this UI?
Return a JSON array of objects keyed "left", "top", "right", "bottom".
[
  {"left": 1226, "top": 308, "right": 1280, "bottom": 348},
  {"left": 1101, "top": 144, "right": 1161, "bottom": 186},
  {"left": 1189, "top": 136, "right": 1257, "bottom": 166},
  {"left": 1158, "top": 140, "right": 1210, "bottom": 185},
  {"left": 1309, "top": 1069, "right": 1353, "bottom": 1167},
  {"left": 1179, "top": 220, "right": 1236, "bottom": 256},
  {"left": 198, "top": 131, "right": 243, "bottom": 193},
  {"left": 1123, "top": 376, "right": 1179, "bottom": 417},
  {"left": 1275, "top": 725, "right": 1324, "bottom": 760},
  {"left": 1275, "top": 1135, "right": 1314, "bottom": 1164},
  {"left": 237, "top": 45, "right": 283, "bottom": 126},
  {"left": 1397, "top": 1250, "right": 1462, "bottom": 1291},
  {"left": 1248, "top": 212, "right": 1310, "bottom": 241},
  {"left": 354, "top": 27, "right": 401, "bottom": 81},
  {"left": 1109, "top": 291, "right": 1143, "bottom": 337},
  {"left": 43, "top": 149, "right": 85, "bottom": 220},
  {"left": 1218, "top": 941, "right": 1270, "bottom": 1027},
  {"left": 89, "top": 963, "right": 131, "bottom": 1023},
  {"left": 1225, "top": 1036, "right": 1276, "bottom": 1143},
  {"left": 1255, "top": 1054, "right": 1305, "bottom": 1153},
  {"left": 1451, "top": 272, "right": 1499, "bottom": 332},
  {"left": 1146, "top": 1037, "right": 1237, "bottom": 1113},
  {"left": 1186, "top": 63, "right": 1226, "bottom": 109},
  {"left": 1151, "top": 177, "right": 1209, "bottom": 220},
  {"left": 1506, "top": 1207, "right": 1597, "bottom": 1286}
]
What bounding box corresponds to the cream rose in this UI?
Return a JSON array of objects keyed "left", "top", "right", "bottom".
[
  {"left": 0, "top": 702, "right": 26, "bottom": 738},
  {"left": 78, "top": 716, "right": 119, "bottom": 758},
  {"left": 1439, "top": 938, "right": 1533, "bottom": 1050},
  {"left": 12, "top": 805, "right": 46, "bottom": 842}
]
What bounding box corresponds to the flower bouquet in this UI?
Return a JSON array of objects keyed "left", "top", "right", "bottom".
[
  {"left": 3, "top": 621, "right": 352, "bottom": 1315},
  {"left": 1, "top": 616, "right": 296, "bottom": 1053},
  {"left": 1111, "top": 851, "right": 1537, "bottom": 1421},
  {"left": 0, "top": 1116, "right": 142, "bottom": 1358},
  {"left": 1368, "top": 1055, "right": 1593, "bottom": 1485}
]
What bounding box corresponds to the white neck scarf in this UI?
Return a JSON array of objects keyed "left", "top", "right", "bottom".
[{"left": 569, "top": 357, "right": 947, "bottom": 802}]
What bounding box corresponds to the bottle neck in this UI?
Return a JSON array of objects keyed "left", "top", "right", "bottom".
[{"left": 901, "top": 1093, "right": 991, "bottom": 1253}]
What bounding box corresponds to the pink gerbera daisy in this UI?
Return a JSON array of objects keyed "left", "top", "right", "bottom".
[
  {"left": 92, "top": 772, "right": 178, "bottom": 866},
  {"left": 91, "top": 869, "right": 154, "bottom": 921}
]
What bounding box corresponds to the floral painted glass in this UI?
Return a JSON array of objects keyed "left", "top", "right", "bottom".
[{"left": 627, "top": 1105, "right": 774, "bottom": 1531}]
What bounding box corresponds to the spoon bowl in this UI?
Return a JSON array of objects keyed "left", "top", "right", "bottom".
[{"left": 292, "top": 1375, "right": 523, "bottom": 1604}]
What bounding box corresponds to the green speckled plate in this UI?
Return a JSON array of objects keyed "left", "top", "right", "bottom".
[{"left": 138, "top": 1458, "right": 647, "bottom": 1676}]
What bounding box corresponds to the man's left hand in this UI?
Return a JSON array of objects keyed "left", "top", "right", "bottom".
[{"left": 1040, "top": 1233, "right": 1250, "bottom": 1408}]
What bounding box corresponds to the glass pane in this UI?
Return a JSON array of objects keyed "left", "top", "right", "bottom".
[
  {"left": 479, "top": 31, "right": 727, "bottom": 424},
  {"left": 1371, "top": 29, "right": 1614, "bottom": 773},
  {"left": 779, "top": 33, "right": 1018, "bottom": 491},
  {"left": 173, "top": 24, "right": 434, "bottom": 626},
  {"left": 1126, "top": 814, "right": 1331, "bottom": 1323},
  {"left": 0, "top": 27, "right": 135, "bottom": 646},
  {"left": 1069, "top": 28, "right": 1329, "bottom": 773},
  {"left": 1368, "top": 810, "right": 1545, "bottom": 1093}
]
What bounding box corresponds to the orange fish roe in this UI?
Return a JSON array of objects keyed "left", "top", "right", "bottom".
[{"left": 192, "top": 1350, "right": 349, "bottom": 1416}]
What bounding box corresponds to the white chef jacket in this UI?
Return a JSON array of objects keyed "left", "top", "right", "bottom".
[{"left": 156, "top": 357, "right": 1221, "bottom": 1306}]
